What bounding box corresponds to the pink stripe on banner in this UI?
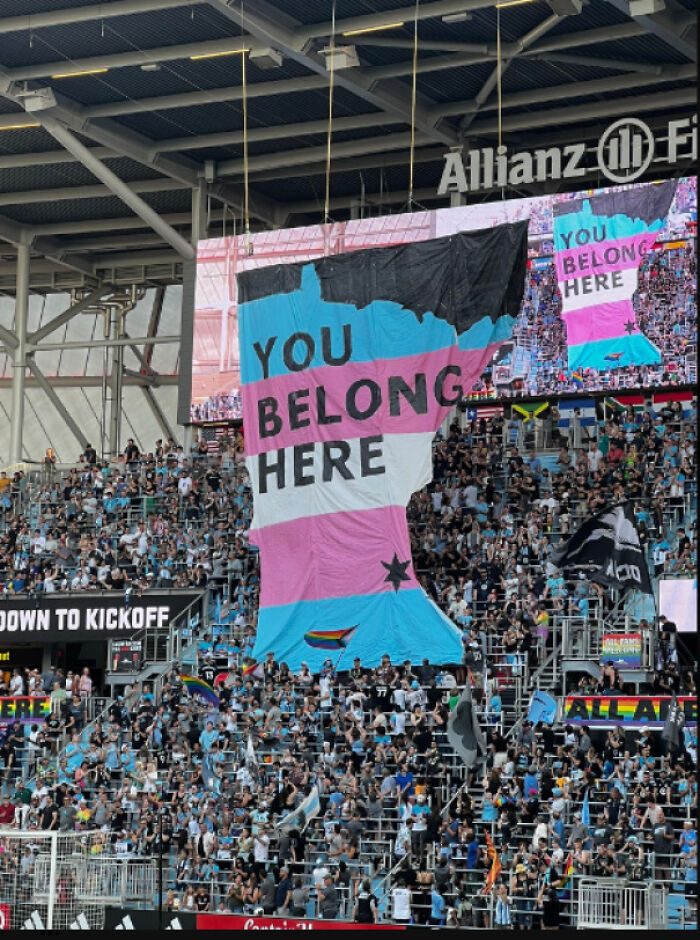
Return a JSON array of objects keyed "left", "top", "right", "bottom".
[
  {"left": 562, "top": 300, "right": 636, "bottom": 346},
  {"left": 252, "top": 505, "right": 417, "bottom": 608},
  {"left": 555, "top": 233, "right": 652, "bottom": 282},
  {"left": 243, "top": 343, "right": 501, "bottom": 456}
]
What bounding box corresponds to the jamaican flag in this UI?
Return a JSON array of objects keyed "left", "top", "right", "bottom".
[{"left": 512, "top": 401, "right": 549, "bottom": 422}]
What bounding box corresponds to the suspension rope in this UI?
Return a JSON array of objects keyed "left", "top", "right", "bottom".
[
  {"left": 496, "top": 5, "right": 503, "bottom": 150},
  {"left": 408, "top": 0, "right": 420, "bottom": 208},
  {"left": 241, "top": 2, "right": 251, "bottom": 252},
  {"left": 324, "top": 0, "right": 337, "bottom": 224}
]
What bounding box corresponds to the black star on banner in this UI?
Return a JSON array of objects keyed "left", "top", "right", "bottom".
[
  {"left": 624, "top": 320, "right": 637, "bottom": 334},
  {"left": 381, "top": 554, "right": 412, "bottom": 592}
]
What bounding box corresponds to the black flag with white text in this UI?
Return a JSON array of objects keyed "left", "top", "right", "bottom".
[{"left": 550, "top": 502, "right": 653, "bottom": 595}]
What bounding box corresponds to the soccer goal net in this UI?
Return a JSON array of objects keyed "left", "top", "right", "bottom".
[{"left": 0, "top": 830, "right": 156, "bottom": 931}]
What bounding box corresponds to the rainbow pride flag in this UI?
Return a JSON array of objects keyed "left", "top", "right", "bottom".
[
  {"left": 303, "top": 626, "right": 358, "bottom": 651},
  {"left": 180, "top": 675, "right": 219, "bottom": 707},
  {"left": 556, "top": 854, "right": 574, "bottom": 900}
]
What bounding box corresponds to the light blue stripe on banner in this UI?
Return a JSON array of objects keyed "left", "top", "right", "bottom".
[
  {"left": 239, "top": 262, "right": 511, "bottom": 384},
  {"left": 251, "top": 588, "right": 463, "bottom": 672},
  {"left": 554, "top": 199, "right": 666, "bottom": 250},
  {"left": 568, "top": 332, "right": 661, "bottom": 372}
]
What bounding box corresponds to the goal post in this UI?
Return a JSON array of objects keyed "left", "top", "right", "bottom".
[{"left": 0, "top": 829, "right": 156, "bottom": 931}]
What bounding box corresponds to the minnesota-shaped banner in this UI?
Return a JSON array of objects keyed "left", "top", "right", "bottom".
[{"left": 238, "top": 223, "right": 528, "bottom": 670}]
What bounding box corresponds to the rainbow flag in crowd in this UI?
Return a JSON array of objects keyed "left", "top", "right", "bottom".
[
  {"left": 303, "top": 626, "right": 358, "bottom": 650},
  {"left": 242, "top": 660, "right": 264, "bottom": 679},
  {"left": 556, "top": 854, "right": 574, "bottom": 900},
  {"left": 571, "top": 371, "right": 584, "bottom": 388},
  {"left": 180, "top": 675, "right": 219, "bottom": 707}
]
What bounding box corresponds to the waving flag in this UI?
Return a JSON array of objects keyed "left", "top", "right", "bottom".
[
  {"left": 581, "top": 788, "right": 590, "bottom": 827},
  {"left": 551, "top": 502, "right": 653, "bottom": 596},
  {"left": 557, "top": 399, "right": 596, "bottom": 429},
  {"left": 482, "top": 832, "right": 502, "bottom": 895},
  {"left": 512, "top": 400, "right": 549, "bottom": 422},
  {"left": 276, "top": 785, "right": 321, "bottom": 833},
  {"left": 527, "top": 690, "right": 558, "bottom": 725},
  {"left": 556, "top": 854, "right": 574, "bottom": 900},
  {"left": 242, "top": 660, "right": 264, "bottom": 679},
  {"left": 180, "top": 675, "right": 220, "bottom": 707},
  {"left": 238, "top": 223, "right": 528, "bottom": 670},
  {"left": 303, "top": 626, "right": 358, "bottom": 650},
  {"left": 553, "top": 180, "right": 677, "bottom": 372}
]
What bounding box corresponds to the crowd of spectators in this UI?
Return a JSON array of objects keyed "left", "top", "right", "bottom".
[{"left": 0, "top": 390, "right": 696, "bottom": 926}]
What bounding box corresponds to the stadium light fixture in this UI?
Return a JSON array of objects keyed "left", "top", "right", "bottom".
[
  {"left": 628, "top": 0, "right": 665, "bottom": 14},
  {"left": 321, "top": 45, "right": 361, "bottom": 69},
  {"left": 50, "top": 68, "right": 109, "bottom": 79},
  {"left": 342, "top": 22, "right": 405, "bottom": 37},
  {"left": 0, "top": 121, "right": 40, "bottom": 130},
  {"left": 189, "top": 48, "right": 249, "bottom": 60},
  {"left": 442, "top": 12, "right": 473, "bottom": 22},
  {"left": 496, "top": 0, "right": 540, "bottom": 8}
]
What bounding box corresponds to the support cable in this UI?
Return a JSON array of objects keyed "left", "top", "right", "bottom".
[
  {"left": 324, "top": 0, "right": 337, "bottom": 224},
  {"left": 408, "top": 0, "right": 420, "bottom": 209}
]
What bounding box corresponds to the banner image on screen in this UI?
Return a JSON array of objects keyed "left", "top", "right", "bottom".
[
  {"left": 189, "top": 177, "right": 696, "bottom": 421},
  {"left": 239, "top": 224, "right": 529, "bottom": 669},
  {"left": 553, "top": 181, "right": 677, "bottom": 372},
  {"left": 659, "top": 578, "right": 697, "bottom": 633}
]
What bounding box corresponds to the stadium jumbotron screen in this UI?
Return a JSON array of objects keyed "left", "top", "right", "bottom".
[{"left": 189, "top": 176, "right": 696, "bottom": 424}]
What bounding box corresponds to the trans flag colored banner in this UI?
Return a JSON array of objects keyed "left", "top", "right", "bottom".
[
  {"left": 553, "top": 180, "right": 677, "bottom": 372},
  {"left": 239, "top": 224, "right": 528, "bottom": 670}
]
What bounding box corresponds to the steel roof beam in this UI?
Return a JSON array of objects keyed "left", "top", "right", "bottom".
[
  {"left": 0, "top": 65, "right": 281, "bottom": 227},
  {"left": 0, "top": 209, "right": 96, "bottom": 277},
  {"left": 466, "top": 86, "right": 696, "bottom": 134},
  {"left": 437, "top": 62, "right": 695, "bottom": 116},
  {"left": 529, "top": 52, "right": 664, "bottom": 74},
  {"left": 216, "top": 130, "right": 433, "bottom": 176},
  {"left": 296, "top": 0, "right": 501, "bottom": 41},
  {"left": 0, "top": 0, "right": 199, "bottom": 34},
  {"left": 29, "top": 286, "right": 112, "bottom": 344},
  {"left": 0, "top": 177, "right": 185, "bottom": 207},
  {"left": 84, "top": 74, "right": 329, "bottom": 120},
  {"left": 215, "top": 88, "right": 693, "bottom": 177},
  {"left": 37, "top": 113, "right": 196, "bottom": 261},
  {"left": 207, "top": 0, "right": 457, "bottom": 146},
  {"left": 604, "top": 0, "right": 696, "bottom": 62},
  {"left": 460, "top": 11, "right": 564, "bottom": 133},
  {"left": 3, "top": 61, "right": 691, "bottom": 179},
  {"left": 0, "top": 374, "right": 179, "bottom": 387},
  {"left": 26, "top": 358, "right": 88, "bottom": 449}
]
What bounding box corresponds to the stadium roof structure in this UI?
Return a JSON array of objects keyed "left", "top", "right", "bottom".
[{"left": 0, "top": 0, "right": 696, "bottom": 463}]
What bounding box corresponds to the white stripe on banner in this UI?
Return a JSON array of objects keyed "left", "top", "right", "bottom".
[
  {"left": 559, "top": 267, "right": 638, "bottom": 313},
  {"left": 247, "top": 431, "right": 434, "bottom": 530}
]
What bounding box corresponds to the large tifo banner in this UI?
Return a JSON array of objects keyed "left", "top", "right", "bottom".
[
  {"left": 565, "top": 695, "right": 697, "bottom": 727},
  {"left": 0, "top": 592, "right": 201, "bottom": 644},
  {"left": 553, "top": 180, "right": 677, "bottom": 372},
  {"left": 188, "top": 176, "right": 696, "bottom": 420},
  {"left": 239, "top": 225, "right": 529, "bottom": 670}
]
